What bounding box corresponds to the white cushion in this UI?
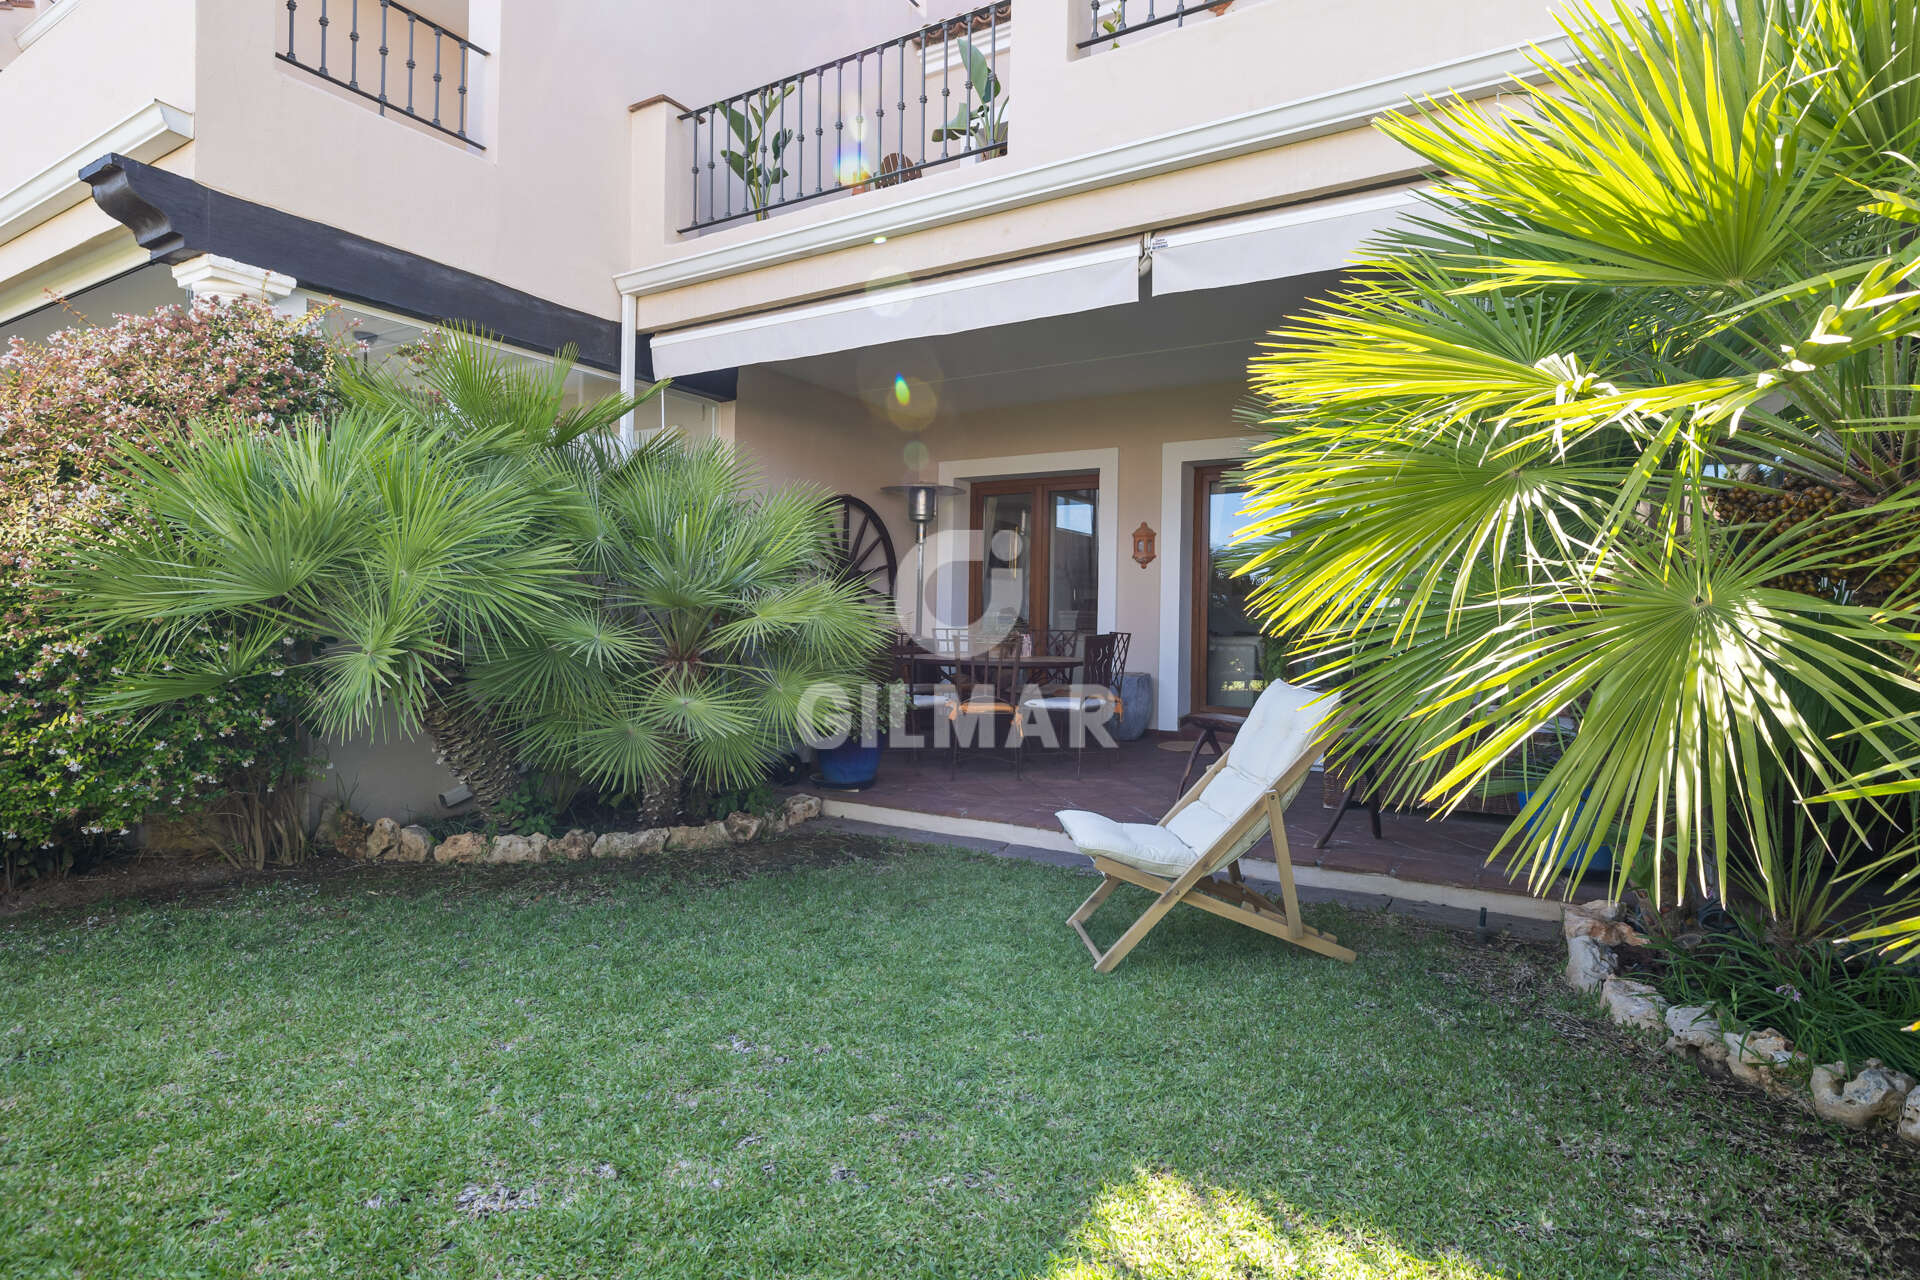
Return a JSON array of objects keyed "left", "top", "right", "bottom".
[
  {"left": 1056, "top": 680, "right": 1334, "bottom": 873},
  {"left": 1020, "top": 694, "right": 1109, "bottom": 713},
  {"left": 1056, "top": 810, "right": 1198, "bottom": 877}
]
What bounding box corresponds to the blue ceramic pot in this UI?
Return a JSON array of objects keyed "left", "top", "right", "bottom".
[
  {"left": 1112, "top": 673, "right": 1153, "bottom": 741},
  {"left": 1517, "top": 789, "right": 1614, "bottom": 873},
  {"left": 815, "top": 733, "right": 886, "bottom": 790}
]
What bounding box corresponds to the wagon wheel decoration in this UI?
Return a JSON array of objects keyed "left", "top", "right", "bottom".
[{"left": 822, "top": 494, "right": 898, "bottom": 607}]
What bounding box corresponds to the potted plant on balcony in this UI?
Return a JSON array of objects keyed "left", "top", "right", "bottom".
[
  {"left": 931, "top": 37, "right": 1008, "bottom": 160},
  {"left": 721, "top": 85, "right": 795, "bottom": 220}
]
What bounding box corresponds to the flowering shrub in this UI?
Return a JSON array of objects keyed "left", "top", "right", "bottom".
[{"left": 0, "top": 298, "right": 333, "bottom": 881}]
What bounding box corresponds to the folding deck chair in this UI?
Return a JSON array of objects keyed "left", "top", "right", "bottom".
[{"left": 1056, "top": 679, "right": 1356, "bottom": 971}]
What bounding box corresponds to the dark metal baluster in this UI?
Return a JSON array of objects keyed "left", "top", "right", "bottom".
[
  {"left": 918, "top": 25, "right": 928, "bottom": 169},
  {"left": 778, "top": 77, "right": 788, "bottom": 208},
  {"left": 834, "top": 62, "right": 844, "bottom": 189},
  {"left": 377, "top": 1, "right": 389, "bottom": 112},
  {"left": 962, "top": 17, "right": 973, "bottom": 154},
  {"left": 792, "top": 75, "right": 802, "bottom": 200},
  {"left": 872, "top": 47, "right": 884, "bottom": 171},
  {"left": 756, "top": 88, "right": 771, "bottom": 213},
  {"left": 690, "top": 113, "right": 701, "bottom": 227},
  {"left": 1176, "top": 0, "right": 1186, "bottom": 28},
  {"left": 725, "top": 95, "right": 734, "bottom": 219},
  {"left": 707, "top": 107, "right": 716, "bottom": 224},
  {"left": 989, "top": 2, "right": 999, "bottom": 154},
  {"left": 940, "top": 18, "right": 951, "bottom": 158},
  {"left": 286, "top": 0, "right": 297, "bottom": 58},
  {"left": 432, "top": 32, "right": 443, "bottom": 127},
  {"left": 458, "top": 44, "right": 468, "bottom": 137},
  {"left": 856, "top": 55, "right": 865, "bottom": 182},
  {"left": 1088, "top": 0, "right": 1099, "bottom": 45},
  {"left": 405, "top": 17, "right": 416, "bottom": 116},
  {"left": 348, "top": 0, "right": 359, "bottom": 87},
  {"left": 318, "top": 0, "right": 329, "bottom": 75},
  {"left": 814, "top": 68, "right": 825, "bottom": 193},
  {"left": 896, "top": 38, "right": 907, "bottom": 172}
]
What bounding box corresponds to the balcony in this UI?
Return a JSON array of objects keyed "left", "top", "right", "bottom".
[
  {"left": 1077, "top": 0, "right": 1244, "bottom": 52},
  {"left": 277, "top": 0, "right": 487, "bottom": 147},
  {"left": 677, "top": 1, "right": 1011, "bottom": 233}
]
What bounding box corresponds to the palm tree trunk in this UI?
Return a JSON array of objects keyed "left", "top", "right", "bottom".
[
  {"left": 638, "top": 757, "right": 685, "bottom": 828},
  {"left": 419, "top": 680, "right": 521, "bottom": 822}
]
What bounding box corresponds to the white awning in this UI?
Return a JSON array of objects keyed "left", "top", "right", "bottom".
[
  {"left": 1148, "top": 188, "right": 1425, "bottom": 297},
  {"left": 647, "top": 241, "right": 1142, "bottom": 377}
]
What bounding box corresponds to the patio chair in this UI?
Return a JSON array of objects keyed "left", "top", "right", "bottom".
[
  {"left": 1020, "top": 631, "right": 1129, "bottom": 776},
  {"left": 932, "top": 627, "right": 1026, "bottom": 778},
  {"left": 1056, "top": 678, "right": 1355, "bottom": 971}
]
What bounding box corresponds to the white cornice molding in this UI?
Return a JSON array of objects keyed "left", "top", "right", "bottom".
[
  {"left": 17, "top": 0, "right": 84, "bottom": 49},
  {"left": 0, "top": 99, "right": 194, "bottom": 246},
  {"left": 614, "top": 34, "right": 1566, "bottom": 299}
]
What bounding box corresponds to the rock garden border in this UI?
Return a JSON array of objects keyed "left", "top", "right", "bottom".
[
  {"left": 1562, "top": 900, "right": 1920, "bottom": 1144},
  {"left": 320, "top": 794, "right": 826, "bottom": 868}
]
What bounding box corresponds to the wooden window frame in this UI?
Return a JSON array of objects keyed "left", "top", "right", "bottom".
[{"left": 967, "top": 472, "right": 1101, "bottom": 632}]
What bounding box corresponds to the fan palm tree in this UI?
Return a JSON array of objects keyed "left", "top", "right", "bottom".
[
  {"left": 465, "top": 435, "right": 891, "bottom": 825},
  {"left": 58, "top": 334, "right": 661, "bottom": 821},
  {"left": 1238, "top": 0, "right": 1920, "bottom": 952}
]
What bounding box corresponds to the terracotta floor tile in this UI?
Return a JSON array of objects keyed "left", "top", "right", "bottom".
[{"left": 789, "top": 737, "right": 1580, "bottom": 901}]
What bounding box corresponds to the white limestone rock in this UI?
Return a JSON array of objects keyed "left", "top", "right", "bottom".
[
  {"left": 488, "top": 833, "right": 549, "bottom": 864},
  {"left": 1600, "top": 976, "right": 1669, "bottom": 1031},
  {"left": 1899, "top": 1085, "right": 1920, "bottom": 1145},
  {"left": 1809, "top": 1060, "right": 1916, "bottom": 1130},
  {"left": 393, "top": 824, "right": 433, "bottom": 863},
  {"left": 1661, "top": 1005, "right": 1727, "bottom": 1066},
  {"left": 591, "top": 829, "right": 669, "bottom": 859},
  {"left": 782, "top": 793, "right": 823, "bottom": 826},
  {"left": 434, "top": 832, "right": 489, "bottom": 863},
  {"left": 668, "top": 822, "right": 731, "bottom": 851},
  {"left": 1564, "top": 935, "right": 1617, "bottom": 993},
  {"left": 1724, "top": 1028, "right": 1802, "bottom": 1095},
  {"left": 552, "top": 828, "right": 595, "bottom": 860},
  {"left": 364, "top": 817, "right": 400, "bottom": 861}
]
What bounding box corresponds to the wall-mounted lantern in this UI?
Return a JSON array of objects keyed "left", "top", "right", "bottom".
[{"left": 1131, "top": 522, "right": 1157, "bottom": 568}]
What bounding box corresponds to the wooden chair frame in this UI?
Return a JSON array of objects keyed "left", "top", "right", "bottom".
[{"left": 1066, "top": 740, "right": 1356, "bottom": 971}]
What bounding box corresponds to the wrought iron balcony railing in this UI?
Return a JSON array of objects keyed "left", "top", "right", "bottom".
[
  {"left": 1078, "top": 0, "right": 1228, "bottom": 50},
  {"left": 278, "top": 0, "right": 487, "bottom": 147},
  {"left": 679, "top": 1, "right": 1010, "bottom": 233}
]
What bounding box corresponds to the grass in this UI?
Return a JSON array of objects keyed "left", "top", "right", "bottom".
[{"left": 1, "top": 834, "right": 1914, "bottom": 1279}]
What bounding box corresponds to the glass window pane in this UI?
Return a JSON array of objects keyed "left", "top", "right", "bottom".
[
  {"left": 1203, "top": 479, "right": 1268, "bottom": 709},
  {"left": 1047, "top": 488, "right": 1098, "bottom": 632},
  {"left": 980, "top": 493, "right": 1032, "bottom": 635}
]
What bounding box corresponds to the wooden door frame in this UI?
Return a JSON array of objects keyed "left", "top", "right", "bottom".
[
  {"left": 967, "top": 472, "right": 1100, "bottom": 631},
  {"left": 1190, "top": 462, "right": 1257, "bottom": 717}
]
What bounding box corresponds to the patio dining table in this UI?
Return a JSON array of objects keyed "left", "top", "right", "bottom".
[{"left": 906, "top": 652, "right": 1083, "bottom": 688}]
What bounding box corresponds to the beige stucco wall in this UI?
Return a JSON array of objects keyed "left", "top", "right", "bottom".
[
  {"left": 625, "top": 0, "right": 1563, "bottom": 329},
  {"left": 0, "top": 0, "right": 195, "bottom": 196},
  {"left": 732, "top": 370, "right": 1256, "bottom": 728}
]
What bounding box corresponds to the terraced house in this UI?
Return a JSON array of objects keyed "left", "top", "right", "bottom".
[{"left": 0, "top": 0, "right": 1562, "bottom": 816}]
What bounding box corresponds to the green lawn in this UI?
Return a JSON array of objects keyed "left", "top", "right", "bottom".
[{"left": 1, "top": 835, "right": 1912, "bottom": 1279}]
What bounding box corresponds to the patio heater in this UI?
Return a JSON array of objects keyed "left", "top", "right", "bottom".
[{"left": 881, "top": 482, "right": 962, "bottom": 637}]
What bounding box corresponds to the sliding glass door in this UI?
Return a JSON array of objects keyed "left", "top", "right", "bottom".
[{"left": 1191, "top": 463, "right": 1273, "bottom": 713}]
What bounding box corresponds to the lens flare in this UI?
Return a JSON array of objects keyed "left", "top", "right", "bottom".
[{"left": 893, "top": 375, "right": 911, "bottom": 406}]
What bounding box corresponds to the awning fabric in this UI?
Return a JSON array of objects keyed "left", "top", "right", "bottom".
[
  {"left": 647, "top": 241, "right": 1141, "bottom": 377},
  {"left": 1148, "top": 189, "right": 1423, "bottom": 297}
]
